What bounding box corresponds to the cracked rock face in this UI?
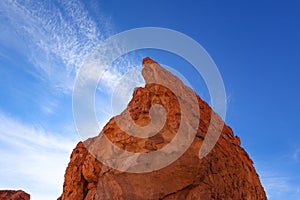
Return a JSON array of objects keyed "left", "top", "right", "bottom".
[
  {"left": 0, "top": 190, "right": 30, "bottom": 200},
  {"left": 59, "top": 58, "right": 267, "bottom": 200}
]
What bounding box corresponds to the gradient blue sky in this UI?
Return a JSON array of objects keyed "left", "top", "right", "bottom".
[{"left": 0, "top": 1, "right": 299, "bottom": 199}]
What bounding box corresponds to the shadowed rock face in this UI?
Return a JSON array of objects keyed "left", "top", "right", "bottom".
[
  {"left": 59, "top": 58, "right": 267, "bottom": 200},
  {"left": 0, "top": 190, "right": 30, "bottom": 200}
]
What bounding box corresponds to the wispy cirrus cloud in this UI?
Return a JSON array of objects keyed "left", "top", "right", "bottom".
[
  {"left": 0, "top": 0, "right": 141, "bottom": 95},
  {"left": 0, "top": 0, "right": 142, "bottom": 118},
  {"left": 261, "top": 174, "right": 300, "bottom": 200},
  {"left": 256, "top": 159, "right": 300, "bottom": 200},
  {"left": 0, "top": 0, "right": 109, "bottom": 92},
  {"left": 292, "top": 148, "right": 300, "bottom": 162}
]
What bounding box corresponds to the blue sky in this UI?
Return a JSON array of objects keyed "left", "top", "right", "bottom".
[{"left": 0, "top": 0, "right": 299, "bottom": 199}]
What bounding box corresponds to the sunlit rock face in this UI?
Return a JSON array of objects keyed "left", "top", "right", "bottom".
[
  {"left": 0, "top": 190, "right": 30, "bottom": 200},
  {"left": 59, "top": 58, "right": 267, "bottom": 200}
]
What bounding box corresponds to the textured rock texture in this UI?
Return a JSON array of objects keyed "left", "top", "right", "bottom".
[
  {"left": 0, "top": 190, "right": 30, "bottom": 200},
  {"left": 59, "top": 57, "right": 267, "bottom": 200}
]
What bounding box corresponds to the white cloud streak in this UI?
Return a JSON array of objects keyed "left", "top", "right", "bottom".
[
  {"left": 256, "top": 161, "right": 300, "bottom": 200},
  {"left": 293, "top": 148, "right": 300, "bottom": 162},
  {"left": 0, "top": 0, "right": 141, "bottom": 94},
  {"left": 261, "top": 175, "right": 300, "bottom": 200},
  {"left": 0, "top": 0, "right": 109, "bottom": 93}
]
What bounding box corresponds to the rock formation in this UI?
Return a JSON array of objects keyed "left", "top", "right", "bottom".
[
  {"left": 59, "top": 57, "right": 267, "bottom": 200},
  {"left": 0, "top": 190, "right": 30, "bottom": 200}
]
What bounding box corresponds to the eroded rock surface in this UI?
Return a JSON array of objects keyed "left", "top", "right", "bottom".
[
  {"left": 59, "top": 57, "right": 267, "bottom": 200},
  {"left": 0, "top": 190, "right": 30, "bottom": 200}
]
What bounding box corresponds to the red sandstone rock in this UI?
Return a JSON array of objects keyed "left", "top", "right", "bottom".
[
  {"left": 0, "top": 190, "right": 30, "bottom": 200},
  {"left": 59, "top": 57, "right": 267, "bottom": 200}
]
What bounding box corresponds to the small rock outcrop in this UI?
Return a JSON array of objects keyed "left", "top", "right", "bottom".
[
  {"left": 0, "top": 190, "right": 30, "bottom": 200},
  {"left": 59, "top": 57, "right": 267, "bottom": 200}
]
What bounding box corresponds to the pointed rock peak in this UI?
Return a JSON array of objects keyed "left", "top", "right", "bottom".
[
  {"left": 141, "top": 57, "right": 186, "bottom": 88},
  {"left": 59, "top": 57, "right": 267, "bottom": 200},
  {"left": 142, "top": 57, "right": 158, "bottom": 65}
]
